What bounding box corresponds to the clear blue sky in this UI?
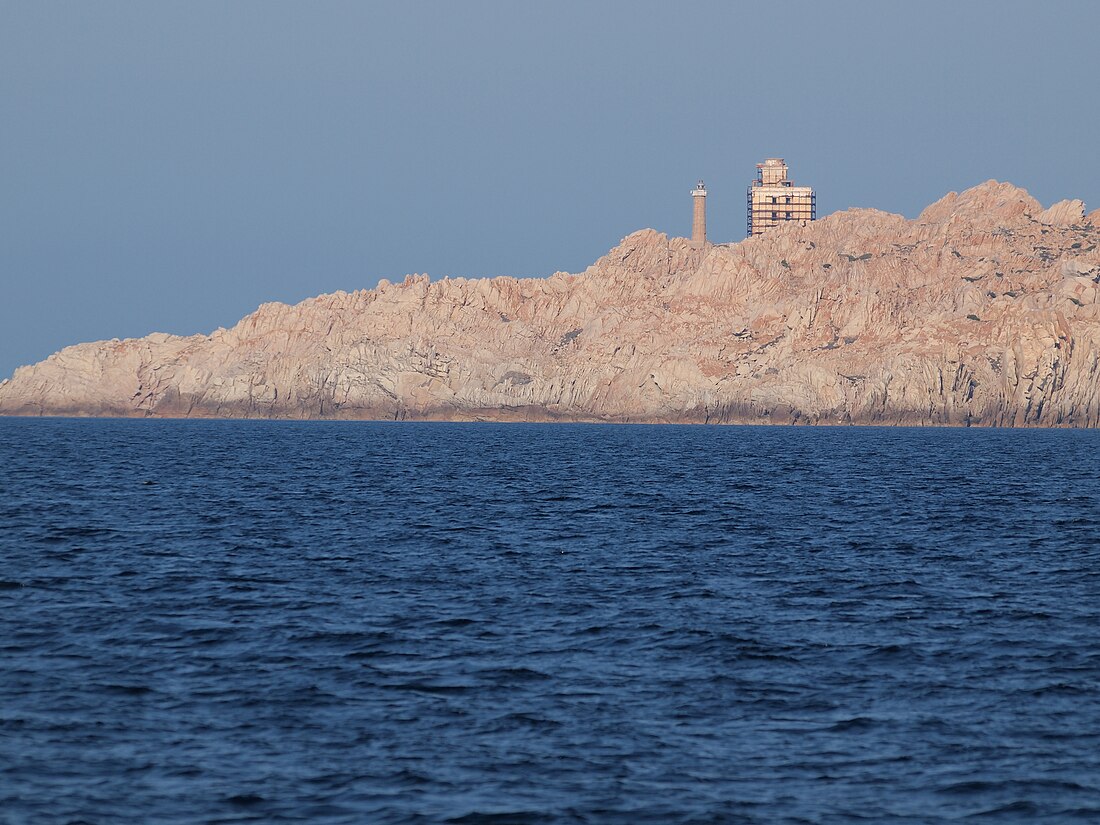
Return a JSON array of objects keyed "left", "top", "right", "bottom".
[{"left": 2, "top": 0, "right": 1098, "bottom": 378}]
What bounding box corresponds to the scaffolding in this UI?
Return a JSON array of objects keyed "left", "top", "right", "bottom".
[{"left": 747, "top": 159, "right": 816, "bottom": 237}]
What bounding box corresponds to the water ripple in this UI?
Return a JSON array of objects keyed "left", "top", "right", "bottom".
[{"left": 1, "top": 419, "right": 1099, "bottom": 823}]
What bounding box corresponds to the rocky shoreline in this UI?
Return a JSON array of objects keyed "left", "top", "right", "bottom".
[{"left": 3, "top": 181, "right": 1100, "bottom": 426}]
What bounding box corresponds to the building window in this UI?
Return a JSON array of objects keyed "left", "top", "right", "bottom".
[
  {"left": 772, "top": 211, "right": 778, "bottom": 219},
  {"left": 771, "top": 196, "right": 777, "bottom": 204},
  {"left": 785, "top": 196, "right": 791, "bottom": 204},
  {"left": 786, "top": 212, "right": 792, "bottom": 219}
]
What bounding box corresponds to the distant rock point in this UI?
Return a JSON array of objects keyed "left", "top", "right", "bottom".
[{"left": 3, "top": 181, "right": 1100, "bottom": 426}]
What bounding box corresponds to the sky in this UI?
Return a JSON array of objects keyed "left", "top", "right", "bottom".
[{"left": 1, "top": 1, "right": 1098, "bottom": 379}]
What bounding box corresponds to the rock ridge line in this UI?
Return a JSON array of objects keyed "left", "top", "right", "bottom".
[{"left": 3, "top": 180, "right": 1100, "bottom": 426}]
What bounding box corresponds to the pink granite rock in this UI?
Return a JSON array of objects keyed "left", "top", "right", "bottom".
[
  {"left": 2, "top": 181, "right": 1099, "bottom": 426},
  {"left": 1037, "top": 199, "right": 1086, "bottom": 226}
]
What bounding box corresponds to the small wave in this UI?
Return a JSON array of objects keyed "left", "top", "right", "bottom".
[
  {"left": 826, "top": 717, "right": 877, "bottom": 732},
  {"left": 862, "top": 643, "right": 917, "bottom": 660},
  {"left": 476, "top": 666, "right": 552, "bottom": 683},
  {"left": 444, "top": 811, "right": 556, "bottom": 824},
  {"left": 385, "top": 768, "right": 435, "bottom": 787},
  {"left": 491, "top": 712, "right": 562, "bottom": 732},
  {"left": 966, "top": 800, "right": 1040, "bottom": 818},
  {"left": 939, "top": 780, "right": 1001, "bottom": 795},
  {"left": 224, "top": 793, "right": 265, "bottom": 806},
  {"left": 1029, "top": 682, "right": 1091, "bottom": 697},
  {"left": 95, "top": 683, "right": 153, "bottom": 696},
  {"left": 387, "top": 681, "right": 473, "bottom": 695},
  {"left": 940, "top": 778, "right": 1093, "bottom": 796},
  {"left": 40, "top": 526, "right": 114, "bottom": 542},
  {"left": 430, "top": 617, "right": 478, "bottom": 628},
  {"left": 1052, "top": 807, "right": 1100, "bottom": 820}
]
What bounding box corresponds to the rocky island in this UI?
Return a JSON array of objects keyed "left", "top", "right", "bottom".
[{"left": 3, "top": 181, "right": 1100, "bottom": 426}]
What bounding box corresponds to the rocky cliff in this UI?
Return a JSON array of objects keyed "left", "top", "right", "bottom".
[{"left": 3, "top": 181, "right": 1100, "bottom": 425}]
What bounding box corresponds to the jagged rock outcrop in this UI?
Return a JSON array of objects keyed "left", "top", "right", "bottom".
[
  {"left": 3, "top": 180, "right": 1100, "bottom": 425},
  {"left": 1037, "top": 199, "right": 1086, "bottom": 226}
]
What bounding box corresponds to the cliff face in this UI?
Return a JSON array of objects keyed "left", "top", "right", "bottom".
[{"left": 3, "top": 181, "right": 1100, "bottom": 425}]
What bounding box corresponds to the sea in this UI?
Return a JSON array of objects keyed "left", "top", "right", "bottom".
[{"left": 1, "top": 418, "right": 1099, "bottom": 824}]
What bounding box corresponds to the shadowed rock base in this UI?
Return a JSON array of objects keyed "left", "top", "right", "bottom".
[{"left": 3, "top": 181, "right": 1100, "bottom": 426}]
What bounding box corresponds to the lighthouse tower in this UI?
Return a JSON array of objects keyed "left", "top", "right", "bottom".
[{"left": 691, "top": 180, "right": 707, "bottom": 248}]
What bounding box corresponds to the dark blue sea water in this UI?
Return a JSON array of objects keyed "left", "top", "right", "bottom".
[{"left": 2, "top": 419, "right": 1100, "bottom": 824}]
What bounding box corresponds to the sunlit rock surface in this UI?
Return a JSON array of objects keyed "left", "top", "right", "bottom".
[{"left": 3, "top": 181, "right": 1100, "bottom": 426}]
